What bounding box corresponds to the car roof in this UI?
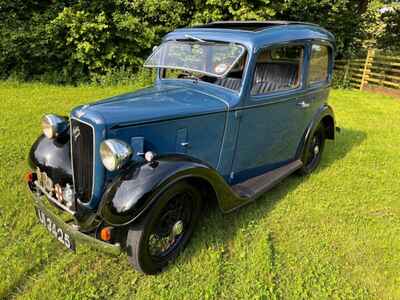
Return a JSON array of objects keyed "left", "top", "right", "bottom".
[
  {"left": 191, "top": 21, "right": 319, "bottom": 31},
  {"left": 164, "top": 21, "right": 335, "bottom": 51}
]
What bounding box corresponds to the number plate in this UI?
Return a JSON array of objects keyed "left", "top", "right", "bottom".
[{"left": 35, "top": 207, "right": 75, "bottom": 251}]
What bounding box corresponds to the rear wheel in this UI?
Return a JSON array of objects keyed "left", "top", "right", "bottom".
[
  {"left": 298, "top": 125, "right": 325, "bottom": 175},
  {"left": 126, "top": 182, "right": 202, "bottom": 274}
]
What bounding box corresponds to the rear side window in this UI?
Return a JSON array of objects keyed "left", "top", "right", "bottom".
[
  {"left": 251, "top": 45, "right": 304, "bottom": 95},
  {"left": 308, "top": 44, "right": 330, "bottom": 84}
]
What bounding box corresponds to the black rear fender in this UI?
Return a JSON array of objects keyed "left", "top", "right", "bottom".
[{"left": 296, "top": 104, "right": 336, "bottom": 159}]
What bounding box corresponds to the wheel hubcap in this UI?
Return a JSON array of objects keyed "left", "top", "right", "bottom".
[
  {"left": 314, "top": 145, "right": 320, "bottom": 155},
  {"left": 305, "top": 133, "right": 322, "bottom": 167},
  {"left": 172, "top": 220, "right": 184, "bottom": 237},
  {"left": 147, "top": 193, "right": 191, "bottom": 258}
]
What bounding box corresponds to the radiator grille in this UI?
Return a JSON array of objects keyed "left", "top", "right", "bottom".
[{"left": 70, "top": 119, "right": 94, "bottom": 203}]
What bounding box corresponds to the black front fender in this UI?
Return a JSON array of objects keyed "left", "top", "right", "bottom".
[
  {"left": 28, "top": 134, "right": 72, "bottom": 185},
  {"left": 99, "top": 155, "right": 246, "bottom": 226}
]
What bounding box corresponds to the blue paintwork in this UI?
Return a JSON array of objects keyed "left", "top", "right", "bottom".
[
  {"left": 75, "top": 84, "right": 229, "bottom": 128},
  {"left": 70, "top": 111, "right": 107, "bottom": 209},
  {"left": 66, "top": 24, "right": 335, "bottom": 209}
]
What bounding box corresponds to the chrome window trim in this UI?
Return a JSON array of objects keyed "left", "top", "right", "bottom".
[{"left": 70, "top": 116, "right": 96, "bottom": 203}]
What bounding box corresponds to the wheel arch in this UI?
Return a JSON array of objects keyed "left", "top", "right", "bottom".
[
  {"left": 99, "top": 154, "right": 243, "bottom": 227},
  {"left": 296, "top": 104, "right": 336, "bottom": 159},
  {"left": 184, "top": 177, "right": 218, "bottom": 208},
  {"left": 321, "top": 114, "right": 335, "bottom": 140}
]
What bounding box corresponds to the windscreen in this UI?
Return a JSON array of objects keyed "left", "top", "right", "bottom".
[{"left": 144, "top": 40, "right": 245, "bottom": 78}]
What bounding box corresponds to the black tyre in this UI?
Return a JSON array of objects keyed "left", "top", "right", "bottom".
[
  {"left": 298, "top": 125, "right": 326, "bottom": 175},
  {"left": 126, "top": 181, "right": 202, "bottom": 274}
]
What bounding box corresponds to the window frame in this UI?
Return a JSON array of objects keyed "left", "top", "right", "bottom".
[
  {"left": 307, "top": 42, "right": 333, "bottom": 87},
  {"left": 249, "top": 42, "right": 306, "bottom": 98},
  {"left": 146, "top": 40, "right": 246, "bottom": 78},
  {"left": 156, "top": 42, "right": 250, "bottom": 94}
]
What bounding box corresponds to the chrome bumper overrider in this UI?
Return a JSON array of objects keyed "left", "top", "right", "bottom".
[{"left": 31, "top": 185, "right": 121, "bottom": 256}]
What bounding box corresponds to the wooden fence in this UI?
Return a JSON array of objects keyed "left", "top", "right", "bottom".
[{"left": 334, "top": 50, "right": 400, "bottom": 90}]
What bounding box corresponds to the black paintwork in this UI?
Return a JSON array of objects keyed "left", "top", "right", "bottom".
[
  {"left": 28, "top": 131, "right": 100, "bottom": 228},
  {"left": 295, "top": 104, "right": 336, "bottom": 159},
  {"left": 29, "top": 133, "right": 73, "bottom": 185},
  {"left": 99, "top": 154, "right": 251, "bottom": 226}
]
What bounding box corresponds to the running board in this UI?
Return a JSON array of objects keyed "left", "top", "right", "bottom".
[{"left": 232, "top": 160, "right": 303, "bottom": 199}]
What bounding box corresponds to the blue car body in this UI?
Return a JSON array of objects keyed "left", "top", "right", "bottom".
[{"left": 28, "top": 21, "right": 336, "bottom": 250}]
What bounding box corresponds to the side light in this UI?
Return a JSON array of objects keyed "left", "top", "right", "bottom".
[
  {"left": 144, "top": 151, "right": 156, "bottom": 162},
  {"left": 100, "top": 227, "right": 112, "bottom": 241}
]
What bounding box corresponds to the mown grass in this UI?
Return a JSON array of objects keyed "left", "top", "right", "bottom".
[{"left": 0, "top": 81, "right": 399, "bottom": 299}]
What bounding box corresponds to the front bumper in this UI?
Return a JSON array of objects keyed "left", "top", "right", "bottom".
[{"left": 31, "top": 186, "right": 121, "bottom": 256}]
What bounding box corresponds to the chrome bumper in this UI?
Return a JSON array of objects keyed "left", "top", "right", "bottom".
[
  {"left": 31, "top": 189, "right": 121, "bottom": 256},
  {"left": 34, "top": 181, "right": 77, "bottom": 216}
]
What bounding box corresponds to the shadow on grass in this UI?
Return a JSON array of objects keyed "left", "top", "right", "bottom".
[{"left": 178, "top": 127, "right": 367, "bottom": 267}]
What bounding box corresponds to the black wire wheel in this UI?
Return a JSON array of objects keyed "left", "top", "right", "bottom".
[
  {"left": 126, "top": 181, "right": 202, "bottom": 274},
  {"left": 298, "top": 124, "right": 326, "bottom": 175}
]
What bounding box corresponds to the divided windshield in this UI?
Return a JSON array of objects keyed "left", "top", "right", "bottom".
[{"left": 144, "top": 40, "right": 245, "bottom": 78}]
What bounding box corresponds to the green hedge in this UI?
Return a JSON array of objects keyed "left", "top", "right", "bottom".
[{"left": 0, "top": 0, "right": 392, "bottom": 84}]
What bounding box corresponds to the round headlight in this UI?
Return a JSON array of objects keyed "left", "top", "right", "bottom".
[
  {"left": 41, "top": 114, "right": 67, "bottom": 139},
  {"left": 100, "top": 139, "right": 133, "bottom": 171}
]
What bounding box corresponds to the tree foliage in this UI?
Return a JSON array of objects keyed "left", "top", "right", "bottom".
[
  {"left": 0, "top": 0, "right": 396, "bottom": 83},
  {"left": 376, "top": 6, "right": 400, "bottom": 52}
]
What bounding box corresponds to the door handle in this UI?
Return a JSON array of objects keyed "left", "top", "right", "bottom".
[
  {"left": 180, "top": 142, "right": 190, "bottom": 148},
  {"left": 297, "top": 101, "right": 310, "bottom": 109}
]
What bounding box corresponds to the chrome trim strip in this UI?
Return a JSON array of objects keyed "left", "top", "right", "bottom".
[
  {"left": 34, "top": 181, "right": 76, "bottom": 216},
  {"left": 69, "top": 118, "right": 76, "bottom": 197},
  {"left": 70, "top": 117, "right": 96, "bottom": 203}
]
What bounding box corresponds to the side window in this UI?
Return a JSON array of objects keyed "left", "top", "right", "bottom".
[
  {"left": 251, "top": 45, "right": 303, "bottom": 95},
  {"left": 308, "top": 44, "right": 330, "bottom": 84}
]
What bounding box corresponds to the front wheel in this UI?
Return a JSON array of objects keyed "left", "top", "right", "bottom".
[
  {"left": 298, "top": 125, "right": 326, "bottom": 175},
  {"left": 126, "top": 182, "right": 202, "bottom": 274}
]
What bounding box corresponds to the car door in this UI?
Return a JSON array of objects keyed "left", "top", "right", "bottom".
[{"left": 230, "top": 43, "right": 312, "bottom": 184}]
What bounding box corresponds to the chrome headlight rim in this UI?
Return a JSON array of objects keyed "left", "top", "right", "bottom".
[
  {"left": 100, "top": 139, "right": 133, "bottom": 172},
  {"left": 41, "top": 114, "right": 68, "bottom": 139}
]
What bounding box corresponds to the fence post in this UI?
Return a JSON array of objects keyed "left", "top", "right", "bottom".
[
  {"left": 360, "top": 49, "right": 374, "bottom": 91},
  {"left": 343, "top": 58, "right": 351, "bottom": 87}
]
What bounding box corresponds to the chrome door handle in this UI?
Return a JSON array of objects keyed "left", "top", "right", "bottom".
[
  {"left": 180, "top": 142, "right": 190, "bottom": 147},
  {"left": 297, "top": 101, "right": 310, "bottom": 109}
]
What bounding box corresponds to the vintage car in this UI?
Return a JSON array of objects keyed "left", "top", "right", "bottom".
[{"left": 26, "top": 21, "right": 337, "bottom": 274}]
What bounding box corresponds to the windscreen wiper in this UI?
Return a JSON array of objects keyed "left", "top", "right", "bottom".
[{"left": 184, "top": 34, "right": 206, "bottom": 43}]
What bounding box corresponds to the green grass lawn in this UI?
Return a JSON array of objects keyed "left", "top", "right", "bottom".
[{"left": 0, "top": 81, "right": 399, "bottom": 299}]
